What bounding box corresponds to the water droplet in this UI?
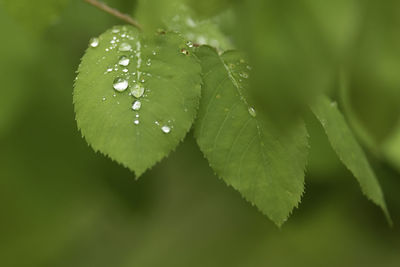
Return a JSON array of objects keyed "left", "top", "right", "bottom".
[
  {"left": 119, "top": 42, "right": 132, "bottom": 52},
  {"left": 146, "top": 59, "right": 152, "bottom": 66},
  {"left": 118, "top": 56, "right": 130, "bottom": 66},
  {"left": 181, "top": 48, "right": 189, "bottom": 55},
  {"left": 132, "top": 100, "right": 141, "bottom": 111},
  {"left": 90, "top": 37, "right": 99, "bottom": 48},
  {"left": 330, "top": 101, "right": 338, "bottom": 108},
  {"left": 248, "top": 107, "right": 257, "bottom": 117},
  {"left": 240, "top": 72, "right": 249, "bottom": 79},
  {"left": 152, "top": 51, "right": 157, "bottom": 56},
  {"left": 134, "top": 120, "right": 140, "bottom": 125},
  {"left": 131, "top": 84, "right": 145, "bottom": 98},
  {"left": 161, "top": 126, "right": 171, "bottom": 134},
  {"left": 122, "top": 68, "right": 129, "bottom": 73},
  {"left": 186, "top": 41, "right": 193, "bottom": 48},
  {"left": 106, "top": 67, "right": 113, "bottom": 73},
  {"left": 112, "top": 28, "right": 120, "bottom": 33},
  {"left": 102, "top": 97, "right": 106, "bottom": 101},
  {"left": 155, "top": 121, "right": 160, "bottom": 126},
  {"left": 113, "top": 77, "right": 129, "bottom": 92}
]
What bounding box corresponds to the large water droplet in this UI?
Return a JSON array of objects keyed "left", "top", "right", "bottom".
[
  {"left": 90, "top": 38, "right": 99, "bottom": 48},
  {"left": 134, "top": 120, "right": 140, "bottom": 125},
  {"left": 118, "top": 56, "right": 130, "bottom": 66},
  {"left": 119, "top": 42, "right": 132, "bottom": 52},
  {"left": 131, "top": 84, "right": 145, "bottom": 98},
  {"left": 132, "top": 100, "right": 141, "bottom": 111},
  {"left": 113, "top": 77, "right": 129, "bottom": 92},
  {"left": 248, "top": 107, "right": 257, "bottom": 117},
  {"left": 161, "top": 126, "right": 171, "bottom": 134}
]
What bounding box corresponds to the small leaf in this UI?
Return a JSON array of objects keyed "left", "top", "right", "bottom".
[
  {"left": 194, "top": 46, "right": 309, "bottom": 226},
  {"left": 311, "top": 95, "right": 391, "bottom": 222},
  {"left": 74, "top": 26, "right": 202, "bottom": 177}
]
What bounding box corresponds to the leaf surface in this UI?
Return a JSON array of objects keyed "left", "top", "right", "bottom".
[
  {"left": 194, "top": 46, "right": 309, "bottom": 226},
  {"left": 74, "top": 26, "right": 202, "bottom": 177}
]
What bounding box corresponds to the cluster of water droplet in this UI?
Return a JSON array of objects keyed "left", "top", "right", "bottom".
[
  {"left": 90, "top": 26, "right": 174, "bottom": 134},
  {"left": 226, "top": 58, "right": 257, "bottom": 118}
]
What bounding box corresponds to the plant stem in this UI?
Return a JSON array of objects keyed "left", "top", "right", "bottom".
[{"left": 84, "top": 0, "right": 142, "bottom": 30}]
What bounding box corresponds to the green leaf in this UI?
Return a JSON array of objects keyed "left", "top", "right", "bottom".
[
  {"left": 194, "top": 46, "right": 309, "bottom": 226},
  {"left": 135, "top": 1, "right": 232, "bottom": 52},
  {"left": 163, "top": 4, "right": 233, "bottom": 52},
  {"left": 74, "top": 26, "right": 202, "bottom": 177},
  {"left": 311, "top": 95, "right": 391, "bottom": 222},
  {"left": 0, "top": 0, "right": 68, "bottom": 34}
]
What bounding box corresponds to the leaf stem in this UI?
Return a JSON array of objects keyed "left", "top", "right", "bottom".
[{"left": 84, "top": 0, "right": 142, "bottom": 30}]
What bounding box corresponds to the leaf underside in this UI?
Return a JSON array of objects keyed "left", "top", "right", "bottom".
[
  {"left": 311, "top": 95, "right": 391, "bottom": 223},
  {"left": 74, "top": 26, "right": 202, "bottom": 177},
  {"left": 194, "top": 46, "right": 309, "bottom": 226}
]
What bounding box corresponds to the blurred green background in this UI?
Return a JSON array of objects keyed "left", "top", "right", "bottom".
[{"left": 1, "top": 0, "right": 400, "bottom": 266}]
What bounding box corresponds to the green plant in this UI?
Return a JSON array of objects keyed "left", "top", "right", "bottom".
[{"left": 3, "top": 0, "right": 399, "bottom": 227}]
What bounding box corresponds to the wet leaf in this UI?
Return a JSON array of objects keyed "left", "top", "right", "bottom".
[{"left": 74, "top": 26, "right": 202, "bottom": 177}]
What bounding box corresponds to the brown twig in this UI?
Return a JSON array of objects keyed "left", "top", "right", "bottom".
[{"left": 84, "top": 0, "right": 142, "bottom": 30}]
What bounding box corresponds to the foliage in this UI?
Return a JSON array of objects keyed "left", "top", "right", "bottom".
[{"left": 1, "top": 0, "right": 399, "bottom": 229}]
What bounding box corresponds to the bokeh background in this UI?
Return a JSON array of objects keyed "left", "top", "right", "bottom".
[{"left": 1, "top": 1, "right": 400, "bottom": 266}]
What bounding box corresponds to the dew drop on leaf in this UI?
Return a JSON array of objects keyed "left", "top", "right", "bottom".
[
  {"left": 118, "top": 55, "right": 130, "bottom": 66},
  {"left": 132, "top": 100, "right": 141, "bottom": 111},
  {"left": 113, "top": 77, "right": 129, "bottom": 92},
  {"left": 134, "top": 119, "right": 140, "bottom": 125},
  {"left": 131, "top": 84, "right": 145, "bottom": 98},
  {"left": 161, "top": 126, "right": 171, "bottom": 134},
  {"left": 119, "top": 42, "right": 132, "bottom": 52},
  {"left": 248, "top": 107, "right": 257, "bottom": 117},
  {"left": 240, "top": 72, "right": 249, "bottom": 79},
  {"left": 90, "top": 37, "right": 99, "bottom": 48}
]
